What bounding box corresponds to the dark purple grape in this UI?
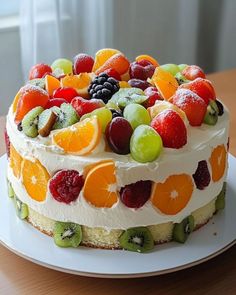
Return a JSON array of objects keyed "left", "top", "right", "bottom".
[{"left": 192, "top": 160, "right": 211, "bottom": 190}]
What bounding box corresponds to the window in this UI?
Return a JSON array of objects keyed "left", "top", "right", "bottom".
[{"left": 0, "top": 0, "right": 19, "bottom": 17}]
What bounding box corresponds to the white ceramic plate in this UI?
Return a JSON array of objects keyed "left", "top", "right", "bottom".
[{"left": 0, "top": 154, "right": 235, "bottom": 278}]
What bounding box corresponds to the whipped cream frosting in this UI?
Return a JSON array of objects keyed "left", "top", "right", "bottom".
[{"left": 6, "top": 105, "right": 229, "bottom": 229}]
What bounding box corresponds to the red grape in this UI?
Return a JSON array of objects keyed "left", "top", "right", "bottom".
[
  {"left": 128, "top": 79, "right": 150, "bottom": 90},
  {"left": 29, "top": 63, "right": 52, "bottom": 80},
  {"left": 73, "top": 53, "right": 94, "bottom": 74}
]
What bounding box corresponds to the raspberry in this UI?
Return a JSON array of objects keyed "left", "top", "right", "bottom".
[
  {"left": 120, "top": 180, "right": 152, "bottom": 208},
  {"left": 88, "top": 73, "right": 120, "bottom": 103},
  {"left": 49, "top": 170, "right": 84, "bottom": 204},
  {"left": 4, "top": 128, "right": 10, "bottom": 158},
  {"left": 172, "top": 89, "right": 207, "bottom": 126},
  {"left": 151, "top": 109, "right": 187, "bottom": 149},
  {"left": 192, "top": 160, "right": 211, "bottom": 190}
]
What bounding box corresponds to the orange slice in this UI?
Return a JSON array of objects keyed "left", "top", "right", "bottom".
[
  {"left": 52, "top": 117, "right": 102, "bottom": 155},
  {"left": 12, "top": 89, "right": 21, "bottom": 113},
  {"left": 136, "top": 54, "right": 159, "bottom": 67},
  {"left": 22, "top": 158, "right": 50, "bottom": 202},
  {"left": 92, "top": 48, "right": 120, "bottom": 72},
  {"left": 9, "top": 144, "right": 22, "bottom": 178},
  {"left": 83, "top": 161, "right": 118, "bottom": 208},
  {"left": 60, "top": 73, "right": 94, "bottom": 98},
  {"left": 152, "top": 67, "right": 178, "bottom": 100},
  {"left": 209, "top": 144, "right": 227, "bottom": 182},
  {"left": 151, "top": 174, "right": 193, "bottom": 215},
  {"left": 95, "top": 53, "right": 130, "bottom": 75},
  {"left": 45, "top": 74, "right": 60, "bottom": 96}
]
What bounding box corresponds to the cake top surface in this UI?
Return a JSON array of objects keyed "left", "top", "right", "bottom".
[{"left": 8, "top": 48, "right": 226, "bottom": 164}]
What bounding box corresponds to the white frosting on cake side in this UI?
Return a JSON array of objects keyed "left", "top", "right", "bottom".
[{"left": 6, "top": 105, "right": 229, "bottom": 229}]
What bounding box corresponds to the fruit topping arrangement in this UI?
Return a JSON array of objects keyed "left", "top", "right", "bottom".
[{"left": 11, "top": 49, "right": 224, "bottom": 163}]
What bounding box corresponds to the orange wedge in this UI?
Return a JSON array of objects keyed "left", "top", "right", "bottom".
[
  {"left": 83, "top": 161, "right": 118, "bottom": 208},
  {"left": 151, "top": 174, "right": 193, "bottom": 215},
  {"left": 60, "top": 73, "right": 94, "bottom": 98},
  {"left": 9, "top": 144, "right": 22, "bottom": 178},
  {"left": 136, "top": 54, "right": 159, "bottom": 67},
  {"left": 92, "top": 48, "right": 120, "bottom": 72},
  {"left": 12, "top": 89, "right": 21, "bottom": 113},
  {"left": 209, "top": 145, "right": 227, "bottom": 182},
  {"left": 52, "top": 117, "right": 102, "bottom": 155},
  {"left": 45, "top": 74, "right": 60, "bottom": 96},
  {"left": 22, "top": 158, "right": 50, "bottom": 202},
  {"left": 152, "top": 67, "right": 178, "bottom": 100}
]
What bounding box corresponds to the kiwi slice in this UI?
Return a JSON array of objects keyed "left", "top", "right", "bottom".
[
  {"left": 215, "top": 182, "right": 227, "bottom": 211},
  {"left": 173, "top": 215, "right": 194, "bottom": 243},
  {"left": 175, "top": 72, "right": 189, "bottom": 85},
  {"left": 13, "top": 194, "right": 28, "bottom": 219},
  {"left": 27, "top": 78, "right": 45, "bottom": 89},
  {"left": 204, "top": 100, "right": 219, "bottom": 126},
  {"left": 22, "top": 106, "right": 44, "bottom": 137},
  {"left": 119, "top": 227, "right": 154, "bottom": 253},
  {"left": 52, "top": 103, "right": 79, "bottom": 130},
  {"left": 38, "top": 109, "right": 58, "bottom": 137},
  {"left": 110, "top": 88, "right": 148, "bottom": 109},
  {"left": 53, "top": 222, "right": 82, "bottom": 248},
  {"left": 7, "top": 180, "right": 15, "bottom": 198}
]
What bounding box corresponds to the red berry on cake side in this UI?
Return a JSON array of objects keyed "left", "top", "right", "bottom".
[
  {"left": 182, "top": 65, "right": 206, "bottom": 80},
  {"left": 4, "top": 128, "right": 10, "bottom": 158},
  {"left": 29, "top": 63, "right": 52, "bottom": 80},
  {"left": 53, "top": 87, "right": 78, "bottom": 103},
  {"left": 71, "top": 96, "right": 105, "bottom": 117},
  {"left": 144, "top": 86, "right": 163, "bottom": 108},
  {"left": 192, "top": 160, "right": 211, "bottom": 190},
  {"left": 49, "top": 170, "right": 84, "bottom": 204},
  {"left": 179, "top": 78, "right": 216, "bottom": 105},
  {"left": 73, "top": 53, "right": 94, "bottom": 75},
  {"left": 172, "top": 88, "right": 207, "bottom": 126},
  {"left": 151, "top": 109, "right": 187, "bottom": 149},
  {"left": 120, "top": 180, "right": 152, "bottom": 209}
]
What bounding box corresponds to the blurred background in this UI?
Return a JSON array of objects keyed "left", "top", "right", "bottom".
[{"left": 0, "top": 0, "right": 235, "bottom": 115}]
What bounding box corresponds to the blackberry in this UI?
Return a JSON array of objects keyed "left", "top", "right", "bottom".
[{"left": 88, "top": 73, "right": 120, "bottom": 103}]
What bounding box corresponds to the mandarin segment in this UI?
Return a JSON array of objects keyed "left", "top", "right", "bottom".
[
  {"left": 52, "top": 117, "right": 102, "bottom": 155},
  {"left": 22, "top": 158, "right": 50, "bottom": 202},
  {"left": 209, "top": 144, "right": 227, "bottom": 182},
  {"left": 151, "top": 174, "right": 193, "bottom": 215},
  {"left": 92, "top": 48, "right": 120, "bottom": 72},
  {"left": 83, "top": 161, "right": 118, "bottom": 208},
  {"left": 45, "top": 75, "right": 60, "bottom": 96},
  {"left": 135, "top": 54, "right": 159, "bottom": 67},
  {"left": 9, "top": 144, "right": 22, "bottom": 178},
  {"left": 95, "top": 53, "right": 130, "bottom": 75},
  {"left": 152, "top": 67, "right": 178, "bottom": 100}
]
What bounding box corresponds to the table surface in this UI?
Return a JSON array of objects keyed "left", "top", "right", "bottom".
[{"left": 0, "top": 69, "right": 235, "bottom": 295}]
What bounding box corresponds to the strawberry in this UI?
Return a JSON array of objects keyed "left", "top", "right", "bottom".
[
  {"left": 103, "top": 68, "right": 121, "bottom": 81},
  {"left": 71, "top": 96, "right": 105, "bottom": 117},
  {"left": 151, "top": 109, "right": 187, "bottom": 149},
  {"left": 182, "top": 65, "right": 206, "bottom": 80},
  {"left": 172, "top": 89, "right": 207, "bottom": 126},
  {"left": 45, "top": 98, "right": 67, "bottom": 109},
  {"left": 179, "top": 78, "right": 216, "bottom": 105},
  {"left": 53, "top": 87, "right": 78, "bottom": 103}
]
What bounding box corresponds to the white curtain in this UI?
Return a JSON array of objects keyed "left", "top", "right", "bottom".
[{"left": 20, "top": 0, "right": 236, "bottom": 81}]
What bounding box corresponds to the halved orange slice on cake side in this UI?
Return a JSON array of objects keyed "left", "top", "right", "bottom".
[
  {"left": 209, "top": 144, "right": 227, "bottom": 182},
  {"left": 9, "top": 144, "right": 23, "bottom": 178},
  {"left": 52, "top": 116, "right": 102, "bottom": 155},
  {"left": 151, "top": 67, "right": 179, "bottom": 100},
  {"left": 22, "top": 158, "right": 50, "bottom": 202},
  {"left": 151, "top": 174, "right": 194, "bottom": 215},
  {"left": 83, "top": 161, "right": 118, "bottom": 208}
]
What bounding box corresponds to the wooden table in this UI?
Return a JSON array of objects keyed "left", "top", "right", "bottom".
[{"left": 0, "top": 69, "right": 235, "bottom": 294}]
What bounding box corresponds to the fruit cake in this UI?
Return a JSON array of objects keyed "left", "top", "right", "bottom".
[{"left": 5, "top": 49, "right": 229, "bottom": 253}]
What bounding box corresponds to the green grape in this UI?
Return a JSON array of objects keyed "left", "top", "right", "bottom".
[
  {"left": 123, "top": 104, "right": 151, "bottom": 130},
  {"left": 130, "top": 125, "right": 163, "bottom": 163},
  {"left": 160, "top": 64, "right": 179, "bottom": 76},
  {"left": 81, "top": 107, "right": 112, "bottom": 132},
  {"left": 51, "top": 58, "right": 73, "bottom": 75},
  {"left": 178, "top": 64, "right": 188, "bottom": 72}
]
